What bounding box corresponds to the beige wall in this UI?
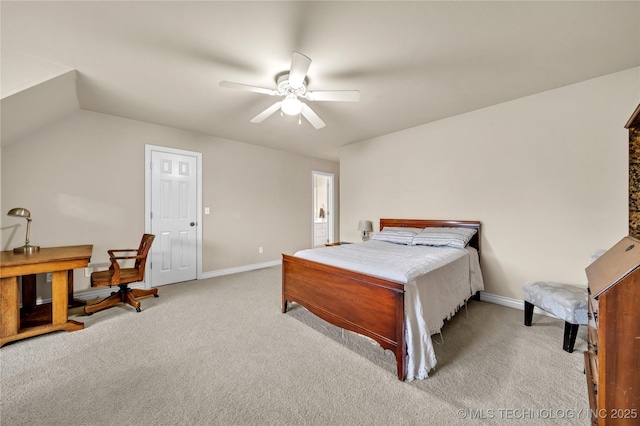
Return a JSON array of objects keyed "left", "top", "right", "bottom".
[
  {"left": 340, "top": 68, "right": 639, "bottom": 300},
  {"left": 1, "top": 109, "right": 339, "bottom": 297}
]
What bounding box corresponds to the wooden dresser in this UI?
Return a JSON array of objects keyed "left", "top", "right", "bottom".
[
  {"left": 627, "top": 104, "right": 640, "bottom": 239},
  {"left": 584, "top": 236, "right": 640, "bottom": 425}
]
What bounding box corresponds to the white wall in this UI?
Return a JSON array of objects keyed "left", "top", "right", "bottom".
[
  {"left": 1, "top": 109, "right": 339, "bottom": 298},
  {"left": 340, "top": 68, "right": 639, "bottom": 300}
]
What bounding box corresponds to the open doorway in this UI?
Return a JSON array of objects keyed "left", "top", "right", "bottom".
[{"left": 312, "top": 171, "right": 334, "bottom": 247}]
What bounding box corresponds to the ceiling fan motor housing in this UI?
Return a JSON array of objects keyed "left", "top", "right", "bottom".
[{"left": 277, "top": 73, "right": 307, "bottom": 96}]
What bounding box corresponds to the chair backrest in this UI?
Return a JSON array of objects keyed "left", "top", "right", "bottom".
[{"left": 135, "top": 234, "right": 155, "bottom": 277}]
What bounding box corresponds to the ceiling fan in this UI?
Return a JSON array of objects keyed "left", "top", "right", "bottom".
[{"left": 219, "top": 52, "right": 360, "bottom": 129}]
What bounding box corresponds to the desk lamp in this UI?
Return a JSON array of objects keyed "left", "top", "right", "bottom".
[
  {"left": 7, "top": 207, "right": 40, "bottom": 254},
  {"left": 358, "top": 220, "right": 373, "bottom": 241}
]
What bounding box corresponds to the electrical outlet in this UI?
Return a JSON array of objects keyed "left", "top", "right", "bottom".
[
  {"left": 84, "top": 267, "right": 93, "bottom": 277},
  {"left": 258, "top": 247, "right": 263, "bottom": 254},
  {"left": 46, "top": 273, "right": 52, "bottom": 282}
]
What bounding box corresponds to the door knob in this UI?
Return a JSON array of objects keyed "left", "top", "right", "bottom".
[{"left": 190, "top": 222, "right": 196, "bottom": 227}]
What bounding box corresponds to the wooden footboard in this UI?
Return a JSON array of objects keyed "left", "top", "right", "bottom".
[{"left": 282, "top": 254, "right": 407, "bottom": 380}]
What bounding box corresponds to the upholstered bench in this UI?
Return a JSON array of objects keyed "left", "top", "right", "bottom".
[{"left": 523, "top": 281, "right": 588, "bottom": 353}]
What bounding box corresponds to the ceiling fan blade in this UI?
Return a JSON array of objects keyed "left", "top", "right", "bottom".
[
  {"left": 305, "top": 90, "right": 360, "bottom": 102},
  {"left": 288, "top": 52, "right": 311, "bottom": 89},
  {"left": 219, "top": 81, "right": 278, "bottom": 96},
  {"left": 301, "top": 103, "right": 326, "bottom": 129},
  {"left": 250, "top": 102, "right": 282, "bottom": 123}
]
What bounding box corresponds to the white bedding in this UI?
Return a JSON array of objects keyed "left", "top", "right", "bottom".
[{"left": 294, "top": 240, "right": 484, "bottom": 381}]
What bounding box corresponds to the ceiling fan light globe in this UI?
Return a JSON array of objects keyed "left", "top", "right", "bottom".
[{"left": 281, "top": 95, "right": 302, "bottom": 116}]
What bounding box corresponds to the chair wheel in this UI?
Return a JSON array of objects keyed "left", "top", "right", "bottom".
[
  {"left": 136, "top": 307, "right": 141, "bottom": 312},
  {"left": 153, "top": 294, "right": 159, "bottom": 298}
]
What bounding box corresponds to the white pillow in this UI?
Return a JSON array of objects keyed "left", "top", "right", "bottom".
[
  {"left": 412, "top": 227, "right": 477, "bottom": 248},
  {"left": 371, "top": 227, "right": 423, "bottom": 245}
]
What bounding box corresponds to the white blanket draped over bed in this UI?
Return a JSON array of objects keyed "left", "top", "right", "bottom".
[{"left": 294, "top": 240, "right": 484, "bottom": 381}]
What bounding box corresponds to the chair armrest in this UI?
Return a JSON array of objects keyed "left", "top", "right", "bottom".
[
  {"left": 108, "top": 248, "right": 137, "bottom": 256},
  {"left": 106, "top": 249, "right": 143, "bottom": 284},
  {"left": 107, "top": 249, "right": 143, "bottom": 261},
  {"left": 109, "top": 255, "right": 144, "bottom": 261}
]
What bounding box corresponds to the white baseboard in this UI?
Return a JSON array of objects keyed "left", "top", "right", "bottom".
[
  {"left": 479, "top": 291, "right": 558, "bottom": 319},
  {"left": 199, "top": 259, "right": 282, "bottom": 279},
  {"left": 200, "top": 264, "right": 557, "bottom": 322},
  {"left": 67, "top": 260, "right": 281, "bottom": 303},
  {"left": 73, "top": 282, "right": 148, "bottom": 302},
  {"left": 32, "top": 282, "right": 149, "bottom": 305}
]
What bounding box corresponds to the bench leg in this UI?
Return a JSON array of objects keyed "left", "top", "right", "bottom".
[
  {"left": 524, "top": 301, "right": 534, "bottom": 326},
  {"left": 563, "top": 322, "right": 579, "bottom": 353}
]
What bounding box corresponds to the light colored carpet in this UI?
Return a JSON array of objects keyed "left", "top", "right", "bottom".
[{"left": 0, "top": 266, "right": 590, "bottom": 425}]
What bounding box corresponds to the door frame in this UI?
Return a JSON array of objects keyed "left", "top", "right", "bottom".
[
  {"left": 144, "top": 144, "right": 203, "bottom": 286},
  {"left": 312, "top": 170, "right": 334, "bottom": 247}
]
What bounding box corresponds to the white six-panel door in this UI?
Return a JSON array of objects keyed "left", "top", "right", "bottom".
[{"left": 146, "top": 146, "right": 200, "bottom": 286}]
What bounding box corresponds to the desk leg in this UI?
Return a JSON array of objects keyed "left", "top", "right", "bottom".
[
  {"left": 51, "top": 271, "right": 68, "bottom": 325},
  {"left": 51, "top": 271, "right": 83, "bottom": 332},
  {"left": 1, "top": 277, "right": 20, "bottom": 340}
]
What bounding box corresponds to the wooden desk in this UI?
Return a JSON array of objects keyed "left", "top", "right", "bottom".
[{"left": 0, "top": 245, "right": 92, "bottom": 347}]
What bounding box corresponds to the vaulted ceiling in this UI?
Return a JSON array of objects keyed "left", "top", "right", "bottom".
[{"left": 2, "top": 1, "right": 639, "bottom": 160}]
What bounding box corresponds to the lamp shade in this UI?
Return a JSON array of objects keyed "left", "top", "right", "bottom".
[
  {"left": 358, "top": 220, "right": 373, "bottom": 232},
  {"left": 7, "top": 207, "right": 31, "bottom": 219},
  {"left": 358, "top": 220, "right": 373, "bottom": 242}
]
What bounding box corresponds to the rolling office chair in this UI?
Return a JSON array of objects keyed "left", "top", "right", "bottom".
[{"left": 84, "top": 234, "right": 157, "bottom": 315}]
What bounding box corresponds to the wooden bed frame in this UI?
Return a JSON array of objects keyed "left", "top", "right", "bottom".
[{"left": 281, "top": 219, "right": 481, "bottom": 381}]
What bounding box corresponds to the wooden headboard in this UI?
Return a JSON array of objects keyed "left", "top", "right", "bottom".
[{"left": 379, "top": 218, "right": 481, "bottom": 255}]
